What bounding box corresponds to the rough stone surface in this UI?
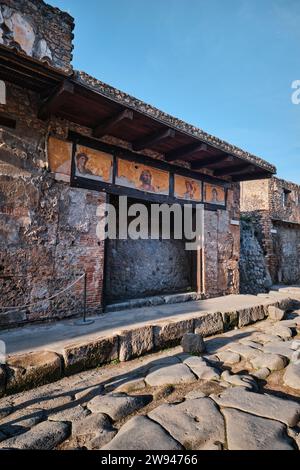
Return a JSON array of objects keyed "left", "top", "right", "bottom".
[
  {"left": 223, "top": 408, "right": 295, "bottom": 450},
  {"left": 211, "top": 387, "right": 300, "bottom": 427},
  {"left": 63, "top": 336, "right": 119, "bottom": 374},
  {"left": 216, "top": 351, "right": 241, "bottom": 364},
  {"left": 265, "top": 325, "right": 293, "bottom": 340},
  {"left": 153, "top": 319, "right": 194, "bottom": 349},
  {"left": 0, "top": 408, "right": 45, "bottom": 437},
  {"left": 145, "top": 363, "right": 197, "bottom": 387},
  {"left": 268, "top": 306, "right": 286, "bottom": 321},
  {"left": 87, "top": 393, "right": 150, "bottom": 420},
  {"left": 185, "top": 390, "right": 206, "bottom": 400},
  {"left": 227, "top": 344, "right": 261, "bottom": 360},
  {"left": 183, "top": 356, "right": 220, "bottom": 381},
  {"left": 181, "top": 333, "right": 205, "bottom": 355},
  {"left": 263, "top": 342, "right": 294, "bottom": 360},
  {"left": 6, "top": 351, "right": 62, "bottom": 393},
  {"left": 221, "top": 371, "right": 258, "bottom": 391},
  {"left": 251, "top": 368, "right": 270, "bottom": 380},
  {"left": 194, "top": 312, "right": 223, "bottom": 337},
  {"left": 250, "top": 353, "right": 287, "bottom": 371},
  {"left": 284, "top": 363, "right": 300, "bottom": 390},
  {"left": 0, "top": 420, "right": 70, "bottom": 450},
  {"left": 149, "top": 398, "right": 225, "bottom": 450},
  {"left": 115, "top": 378, "right": 146, "bottom": 393},
  {"left": 48, "top": 405, "right": 90, "bottom": 423},
  {"left": 72, "top": 412, "right": 117, "bottom": 449},
  {"left": 118, "top": 326, "right": 153, "bottom": 361},
  {"left": 102, "top": 416, "right": 183, "bottom": 450}
]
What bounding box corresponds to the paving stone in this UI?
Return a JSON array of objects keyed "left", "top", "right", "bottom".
[
  {"left": 0, "top": 420, "right": 70, "bottom": 450},
  {"left": 185, "top": 390, "right": 206, "bottom": 400},
  {"left": 145, "top": 363, "right": 197, "bottom": 387},
  {"left": 238, "top": 305, "right": 265, "bottom": 327},
  {"left": 118, "top": 326, "right": 153, "bottom": 361},
  {"left": 239, "top": 339, "right": 263, "bottom": 350},
  {"left": 211, "top": 387, "right": 300, "bottom": 427},
  {"left": 115, "top": 378, "right": 146, "bottom": 393},
  {"left": 48, "top": 405, "right": 90, "bottom": 423},
  {"left": 0, "top": 430, "right": 6, "bottom": 442},
  {"left": 223, "top": 408, "right": 294, "bottom": 450},
  {"left": 0, "top": 408, "right": 45, "bottom": 438},
  {"left": 251, "top": 368, "right": 270, "bottom": 380},
  {"left": 153, "top": 319, "right": 194, "bottom": 349},
  {"left": 183, "top": 356, "right": 220, "bottom": 381},
  {"left": 250, "top": 332, "right": 283, "bottom": 344},
  {"left": 215, "top": 351, "right": 241, "bottom": 365},
  {"left": 291, "top": 350, "right": 300, "bottom": 363},
  {"left": 263, "top": 342, "right": 294, "bottom": 360},
  {"left": 265, "top": 325, "right": 293, "bottom": 340},
  {"left": 75, "top": 384, "right": 104, "bottom": 402},
  {"left": 250, "top": 353, "right": 287, "bottom": 371},
  {"left": 27, "top": 394, "right": 73, "bottom": 410},
  {"left": 221, "top": 371, "right": 258, "bottom": 391},
  {"left": 0, "top": 401, "right": 14, "bottom": 420},
  {"left": 72, "top": 412, "right": 117, "bottom": 450},
  {"left": 102, "top": 416, "right": 183, "bottom": 450},
  {"left": 291, "top": 340, "right": 300, "bottom": 350},
  {"left": 87, "top": 393, "right": 150, "bottom": 420},
  {"left": 268, "top": 306, "right": 286, "bottom": 321},
  {"left": 284, "top": 363, "right": 300, "bottom": 390},
  {"left": 63, "top": 335, "right": 119, "bottom": 375},
  {"left": 6, "top": 351, "right": 62, "bottom": 394},
  {"left": 181, "top": 333, "right": 205, "bottom": 354},
  {"left": 148, "top": 398, "right": 225, "bottom": 450},
  {"left": 194, "top": 312, "right": 223, "bottom": 337},
  {"left": 227, "top": 344, "right": 261, "bottom": 361}
]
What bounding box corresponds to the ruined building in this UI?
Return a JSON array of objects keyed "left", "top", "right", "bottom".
[
  {"left": 241, "top": 177, "right": 300, "bottom": 290},
  {"left": 0, "top": 0, "right": 276, "bottom": 328}
]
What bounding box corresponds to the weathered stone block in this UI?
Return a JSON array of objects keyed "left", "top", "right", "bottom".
[
  {"left": 268, "top": 305, "right": 285, "bottom": 321},
  {"left": 6, "top": 351, "right": 62, "bottom": 394},
  {"left": 118, "top": 325, "right": 153, "bottom": 362},
  {"left": 0, "top": 310, "right": 26, "bottom": 327},
  {"left": 222, "top": 310, "right": 239, "bottom": 331},
  {"left": 181, "top": 333, "right": 205, "bottom": 354},
  {"left": 238, "top": 305, "right": 265, "bottom": 327},
  {"left": 153, "top": 319, "right": 194, "bottom": 349},
  {"left": 194, "top": 312, "right": 223, "bottom": 337},
  {"left": 63, "top": 335, "right": 118, "bottom": 375}
]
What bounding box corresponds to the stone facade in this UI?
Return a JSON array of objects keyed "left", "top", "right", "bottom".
[{"left": 241, "top": 177, "right": 300, "bottom": 288}]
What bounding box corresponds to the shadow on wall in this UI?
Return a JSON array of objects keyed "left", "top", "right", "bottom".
[{"left": 239, "top": 219, "right": 272, "bottom": 295}]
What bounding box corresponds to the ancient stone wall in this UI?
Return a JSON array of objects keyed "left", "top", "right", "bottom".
[{"left": 0, "top": 0, "right": 74, "bottom": 72}]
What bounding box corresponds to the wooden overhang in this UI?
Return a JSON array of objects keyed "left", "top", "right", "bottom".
[{"left": 0, "top": 46, "right": 276, "bottom": 182}]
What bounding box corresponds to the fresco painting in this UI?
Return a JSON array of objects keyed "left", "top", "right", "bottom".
[
  {"left": 48, "top": 136, "right": 72, "bottom": 176},
  {"left": 75, "top": 145, "right": 113, "bottom": 182},
  {"left": 116, "top": 158, "right": 169, "bottom": 195},
  {"left": 174, "top": 174, "right": 202, "bottom": 201},
  {"left": 204, "top": 183, "right": 225, "bottom": 205}
]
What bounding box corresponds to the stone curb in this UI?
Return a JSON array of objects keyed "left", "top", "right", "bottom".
[{"left": 1, "top": 296, "right": 293, "bottom": 396}]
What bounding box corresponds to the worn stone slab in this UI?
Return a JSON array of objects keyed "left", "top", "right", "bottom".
[
  {"left": 250, "top": 332, "right": 283, "bottom": 344},
  {"left": 185, "top": 390, "right": 206, "bottom": 400},
  {"left": 72, "top": 412, "right": 117, "bottom": 450},
  {"left": 251, "top": 368, "right": 270, "bottom": 380},
  {"left": 149, "top": 398, "right": 225, "bottom": 450},
  {"left": 63, "top": 335, "right": 119, "bottom": 375},
  {"left": 263, "top": 342, "right": 294, "bottom": 360},
  {"left": 183, "top": 356, "right": 220, "bottom": 381},
  {"left": 0, "top": 408, "right": 45, "bottom": 438},
  {"left": 291, "top": 350, "right": 300, "bottom": 363},
  {"left": 221, "top": 371, "right": 258, "bottom": 391},
  {"left": 239, "top": 339, "right": 263, "bottom": 350},
  {"left": 102, "top": 415, "right": 183, "bottom": 450},
  {"left": 115, "top": 378, "right": 146, "bottom": 393},
  {"left": 6, "top": 351, "right": 62, "bottom": 394},
  {"left": 87, "top": 393, "right": 150, "bottom": 420},
  {"left": 27, "top": 394, "right": 73, "bottom": 411},
  {"left": 216, "top": 351, "right": 241, "bottom": 364},
  {"left": 264, "top": 325, "right": 293, "bottom": 340},
  {"left": 250, "top": 353, "right": 287, "bottom": 371},
  {"left": 238, "top": 305, "right": 265, "bottom": 328},
  {"left": 268, "top": 306, "right": 285, "bottom": 321},
  {"left": 223, "top": 408, "right": 294, "bottom": 450},
  {"left": 194, "top": 312, "right": 223, "bottom": 337},
  {"left": 145, "top": 363, "right": 197, "bottom": 387},
  {"left": 0, "top": 420, "right": 70, "bottom": 450},
  {"left": 284, "top": 363, "right": 300, "bottom": 390},
  {"left": 291, "top": 340, "right": 300, "bottom": 350},
  {"left": 181, "top": 333, "right": 205, "bottom": 354},
  {"left": 153, "top": 319, "right": 194, "bottom": 349},
  {"left": 48, "top": 405, "right": 90, "bottom": 423},
  {"left": 118, "top": 326, "right": 153, "bottom": 361},
  {"left": 227, "top": 344, "right": 261, "bottom": 361},
  {"left": 211, "top": 387, "right": 300, "bottom": 427}
]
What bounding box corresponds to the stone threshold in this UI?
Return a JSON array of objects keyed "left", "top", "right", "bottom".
[
  {"left": 0, "top": 292, "right": 297, "bottom": 397},
  {"left": 105, "top": 292, "right": 199, "bottom": 313}
]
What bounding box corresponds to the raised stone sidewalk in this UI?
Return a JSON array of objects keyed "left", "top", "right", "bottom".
[{"left": 0, "top": 289, "right": 298, "bottom": 395}]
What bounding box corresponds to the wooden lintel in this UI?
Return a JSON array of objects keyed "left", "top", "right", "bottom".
[
  {"left": 192, "top": 154, "right": 234, "bottom": 170},
  {"left": 38, "top": 80, "right": 74, "bottom": 120},
  {"left": 93, "top": 109, "right": 134, "bottom": 138},
  {"left": 132, "top": 128, "right": 175, "bottom": 151},
  {"left": 165, "top": 142, "right": 207, "bottom": 162},
  {"left": 231, "top": 172, "right": 272, "bottom": 182},
  {"left": 214, "top": 164, "right": 255, "bottom": 177}
]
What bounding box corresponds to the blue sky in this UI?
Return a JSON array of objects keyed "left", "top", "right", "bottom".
[{"left": 49, "top": 0, "right": 300, "bottom": 182}]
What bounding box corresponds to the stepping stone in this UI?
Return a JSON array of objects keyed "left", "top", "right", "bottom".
[
  {"left": 148, "top": 398, "right": 225, "bottom": 450},
  {"left": 145, "top": 363, "right": 197, "bottom": 387},
  {"left": 0, "top": 408, "right": 45, "bottom": 438},
  {"left": 87, "top": 393, "right": 150, "bottom": 421},
  {"left": 102, "top": 416, "right": 183, "bottom": 450},
  {"left": 0, "top": 421, "right": 70, "bottom": 450},
  {"left": 223, "top": 408, "right": 294, "bottom": 450},
  {"left": 250, "top": 353, "right": 287, "bottom": 371},
  {"left": 227, "top": 344, "right": 261, "bottom": 361},
  {"left": 221, "top": 371, "right": 258, "bottom": 391},
  {"left": 211, "top": 387, "right": 300, "bottom": 427},
  {"left": 48, "top": 405, "right": 90, "bottom": 423},
  {"left": 72, "top": 413, "right": 117, "bottom": 450},
  {"left": 216, "top": 351, "right": 241, "bottom": 365},
  {"left": 284, "top": 363, "right": 300, "bottom": 391},
  {"left": 181, "top": 333, "right": 205, "bottom": 354},
  {"left": 183, "top": 356, "right": 220, "bottom": 381}
]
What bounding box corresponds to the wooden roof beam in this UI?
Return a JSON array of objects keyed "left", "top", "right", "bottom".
[
  {"left": 165, "top": 142, "right": 207, "bottom": 162},
  {"left": 214, "top": 164, "right": 256, "bottom": 177},
  {"left": 132, "top": 128, "right": 175, "bottom": 151},
  {"left": 192, "top": 154, "right": 234, "bottom": 170},
  {"left": 93, "top": 108, "right": 134, "bottom": 138},
  {"left": 38, "top": 80, "right": 74, "bottom": 120}
]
